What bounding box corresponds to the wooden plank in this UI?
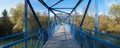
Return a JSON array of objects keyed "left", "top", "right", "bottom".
[{"left": 44, "top": 25, "right": 80, "bottom": 48}]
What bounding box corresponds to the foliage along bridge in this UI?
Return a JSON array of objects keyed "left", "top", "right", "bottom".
[{"left": 0, "top": 0, "right": 120, "bottom": 48}]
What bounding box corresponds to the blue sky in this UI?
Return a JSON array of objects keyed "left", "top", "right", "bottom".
[
  {"left": 0, "top": 0, "right": 24, "bottom": 16},
  {"left": 0, "top": 0, "right": 120, "bottom": 17}
]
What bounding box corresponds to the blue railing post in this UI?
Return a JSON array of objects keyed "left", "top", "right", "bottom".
[
  {"left": 74, "top": 9, "right": 77, "bottom": 25},
  {"left": 95, "top": 0, "right": 99, "bottom": 35},
  {"left": 30, "top": 38, "right": 33, "bottom": 48},
  {"left": 35, "top": 29, "right": 42, "bottom": 48},
  {"left": 73, "top": 9, "right": 77, "bottom": 36},
  {"left": 51, "top": 14, "right": 56, "bottom": 34},
  {"left": 51, "top": 17, "right": 54, "bottom": 34},
  {"left": 68, "top": 16, "right": 70, "bottom": 24},
  {"left": 54, "top": 15, "right": 57, "bottom": 25},
  {"left": 48, "top": 10, "right": 50, "bottom": 38},
  {"left": 94, "top": 0, "right": 99, "bottom": 47},
  {"left": 24, "top": 0, "right": 28, "bottom": 48},
  {"left": 70, "top": 15, "right": 72, "bottom": 24}
]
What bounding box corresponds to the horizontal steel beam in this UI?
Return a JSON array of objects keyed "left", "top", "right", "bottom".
[
  {"left": 51, "top": 0, "right": 63, "bottom": 7},
  {"left": 53, "top": 8, "right": 73, "bottom": 9},
  {"left": 38, "top": 0, "right": 63, "bottom": 22},
  {"left": 52, "top": 9, "right": 70, "bottom": 14}
]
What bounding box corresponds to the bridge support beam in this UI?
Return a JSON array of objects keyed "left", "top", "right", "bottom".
[
  {"left": 95, "top": 0, "right": 98, "bottom": 35},
  {"left": 93, "top": 0, "right": 99, "bottom": 48},
  {"left": 54, "top": 15, "right": 57, "bottom": 25},
  {"left": 24, "top": 0, "right": 28, "bottom": 48},
  {"left": 74, "top": 9, "right": 77, "bottom": 25},
  {"left": 27, "top": 0, "right": 49, "bottom": 46},
  {"left": 48, "top": 10, "right": 51, "bottom": 38},
  {"left": 79, "top": 0, "right": 91, "bottom": 27}
]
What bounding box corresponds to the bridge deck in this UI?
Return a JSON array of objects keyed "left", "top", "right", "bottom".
[{"left": 44, "top": 25, "right": 80, "bottom": 48}]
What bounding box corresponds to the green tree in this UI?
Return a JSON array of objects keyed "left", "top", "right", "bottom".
[
  {"left": 83, "top": 16, "right": 95, "bottom": 30},
  {"left": 0, "top": 9, "right": 13, "bottom": 36},
  {"left": 98, "top": 15, "right": 109, "bottom": 31},
  {"left": 10, "top": 4, "right": 49, "bottom": 33},
  {"left": 10, "top": 4, "right": 40, "bottom": 33},
  {"left": 10, "top": 4, "right": 24, "bottom": 33},
  {"left": 109, "top": 4, "right": 120, "bottom": 24},
  {"left": 109, "top": 4, "right": 120, "bottom": 34},
  {"left": 2, "top": 9, "right": 8, "bottom": 23}
]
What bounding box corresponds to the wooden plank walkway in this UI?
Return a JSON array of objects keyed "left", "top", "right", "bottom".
[{"left": 43, "top": 25, "right": 80, "bottom": 48}]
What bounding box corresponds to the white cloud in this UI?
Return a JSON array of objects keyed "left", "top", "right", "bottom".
[
  {"left": 78, "top": 11, "right": 84, "bottom": 15},
  {"left": 104, "top": 0, "right": 120, "bottom": 7}
]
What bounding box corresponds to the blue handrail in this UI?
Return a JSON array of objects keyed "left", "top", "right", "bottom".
[
  {"left": 0, "top": 28, "right": 40, "bottom": 40},
  {"left": 69, "top": 24, "right": 120, "bottom": 48},
  {"left": 82, "top": 27, "right": 120, "bottom": 39},
  {"left": 70, "top": 24, "right": 120, "bottom": 39},
  {"left": 2, "top": 32, "right": 39, "bottom": 48}
]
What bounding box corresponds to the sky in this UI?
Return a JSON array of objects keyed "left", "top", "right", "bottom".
[
  {"left": 0, "top": 0, "right": 24, "bottom": 17},
  {"left": 0, "top": 0, "right": 120, "bottom": 17}
]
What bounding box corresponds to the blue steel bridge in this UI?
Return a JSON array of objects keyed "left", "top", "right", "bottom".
[{"left": 0, "top": 0, "right": 120, "bottom": 48}]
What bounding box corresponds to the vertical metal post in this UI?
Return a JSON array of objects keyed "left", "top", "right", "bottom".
[
  {"left": 73, "top": 9, "right": 77, "bottom": 36},
  {"left": 69, "top": 15, "right": 72, "bottom": 34},
  {"left": 48, "top": 10, "right": 50, "bottom": 38},
  {"left": 95, "top": 0, "right": 98, "bottom": 35},
  {"left": 24, "top": 0, "right": 28, "bottom": 48},
  {"left": 30, "top": 38, "right": 33, "bottom": 48},
  {"left": 51, "top": 18, "right": 54, "bottom": 27},
  {"left": 94, "top": 0, "right": 99, "bottom": 47},
  {"left": 69, "top": 16, "right": 71, "bottom": 24},
  {"left": 52, "top": 14, "right": 56, "bottom": 33},
  {"left": 55, "top": 16, "right": 58, "bottom": 25},
  {"left": 70, "top": 15, "right": 72, "bottom": 24},
  {"left": 74, "top": 9, "right": 77, "bottom": 25},
  {"left": 54, "top": 15, "right": 57, "bottom": 26}
]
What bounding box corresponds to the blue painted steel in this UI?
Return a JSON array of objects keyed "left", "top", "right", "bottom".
[
  {"left": 93, "top": 40, "right": 96, "bottom": 48},
  {"left": 84, "top": 35, "right": 89, "bottom": 48},
  {"left": 24, "top": 0, "right": 28, "bottom": 48},
  {"left": 82, "top": 27, "right": 120, "bottom": 39},
  {"left": 47, "top": 16, "right": 61, "bottom": 39},
  {"left": 80, "top": 31, "right": 119, "bottom": 48},
  {"left": 0, "top": 28, "right": 39, "bottom": 40},
  {"left": 27, "top": 0, "right": 42, "bottom": 28},
  {"left": 51, "top": 17, "right": 55, "bottom": 35},
  {"left": 28, "top": 0, "right": 49, "bottom": 44},
  {"left": 48, "top": 10, "right": 51, "bottom": 38},
  {"left": 30, "top": 38, "right": 33, "bottom": 48},
  {"left": 52, "top": 9, "right": 70, "bottom": 14},
  {"left": 2, "top": 28, "right": 47, "bottom": 48},
  {"left": 35, "top": 29, "right": 42, "bottom": 48},
  {"left": 69, "top": 25, "right": 119, "bottom": 48},
  {"left": 74, "top": 9, "right": 77, "bottom": 25},
  {"left": 70, "top": 0, "right": 83, "bottom": 14},
  {"left": 70, "top": 15, "right": 72, "bottom": 24},
  {"left": 79, "top": 0, "right": 91, "bottom": 27},
  {"left": 95, "top": 0, "right": 99, "bottom": 36},
  {"left": 53, "top": 8, "right": 73, "bottom": 9},
  {"left": 38, "top": 0, "right": 62, "bottom": 21},
  {"left": 54, "top": 14, "right": 57, "bottom": 25},
  {"left": 2, "top": 33, "right": 39, "bottom": 48},
  {"left": 1, "top": 0, "right": 120, "bottom": 48},
  {"left": 50, "top": 0, "right": 63, "bottom": 7}
]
